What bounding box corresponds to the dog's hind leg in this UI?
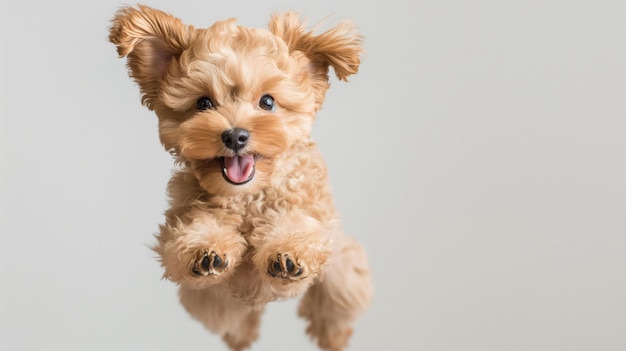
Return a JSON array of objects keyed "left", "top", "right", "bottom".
[
  {"left": 298, "top": 235, "right": 373, "bottom": 351},
  {"left": 178, "top": 286, "right": 263, "bottom": 351}
]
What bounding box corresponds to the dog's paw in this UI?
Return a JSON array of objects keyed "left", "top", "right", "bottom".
[
  {"left": 267, "top": 253, "right": 306, "bottom": 280},
  {"left": 192, "top": 250, "right": 230, "bottom": 276}
]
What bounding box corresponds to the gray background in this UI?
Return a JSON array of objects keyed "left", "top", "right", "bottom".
[{"left": 1, "top": 0, "right": 625, "bottom": 350}]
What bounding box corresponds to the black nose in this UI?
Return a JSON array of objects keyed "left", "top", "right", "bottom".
[{"left": 221, "top": 128, "right": 250, "bottom": 151}]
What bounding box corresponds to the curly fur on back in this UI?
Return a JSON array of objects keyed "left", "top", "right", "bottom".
[{"left": 110, "top": 5, "right": 372, "bottom": 351}]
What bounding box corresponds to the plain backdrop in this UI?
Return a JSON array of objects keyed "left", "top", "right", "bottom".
[{"left": 1, "top": 0, "right": 625, "bottom": 350}]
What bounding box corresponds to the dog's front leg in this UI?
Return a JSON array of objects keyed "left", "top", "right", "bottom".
[
  {"left": 248, "top": 210, "right": 334, "bottom": 298},
  {"left": 154, "top": 212, "right": 247, "bottom": 290}
]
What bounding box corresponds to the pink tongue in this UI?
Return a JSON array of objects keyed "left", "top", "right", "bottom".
[{"left": 223, "top": 155, "right": 255, "bottom": 183}]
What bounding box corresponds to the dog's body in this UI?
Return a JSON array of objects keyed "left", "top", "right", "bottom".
[{"left": 110, "top": 6, "right": 372, "bottom": 350}]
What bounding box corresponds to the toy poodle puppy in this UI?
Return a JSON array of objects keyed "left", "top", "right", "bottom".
[{"left": 109, "top": 5, "right": 372, "bottom": 351}]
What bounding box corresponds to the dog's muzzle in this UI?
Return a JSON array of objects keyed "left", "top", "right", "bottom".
[{"left": 219, "top": 128, "right": 255, "bottom": 185}]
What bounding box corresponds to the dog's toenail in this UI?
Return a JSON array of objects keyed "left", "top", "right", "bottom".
[
  {"left": 273, "top": 261, "right": 281, "bottom": 272},
  {"left": 201, "top": 255, "right": 210, "bottom": 270},
  {"left": 285, "top": 258, "right": 294, "bottom": 273},
  {"left": 294, "top": 267, "right": 303, "bottom": 276},
  {"left": 213, "top": 255, "right": 223, "bottom": 268}
]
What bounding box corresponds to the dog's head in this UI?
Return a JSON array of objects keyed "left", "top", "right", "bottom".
[{"left": 110, "top": 5, "right": 361, "bottom": 195}]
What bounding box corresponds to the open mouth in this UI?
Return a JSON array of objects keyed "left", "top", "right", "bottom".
[{"left": 219, "top": 155, "right": 256, "bottom": 185}]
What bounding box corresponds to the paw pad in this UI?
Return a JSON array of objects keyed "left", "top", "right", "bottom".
[
  {"left": 192, "top": 251, "right": 228, "bottom": 276},
  {"left": 268, "top": 253, "right": 303, "bottom": 279}
]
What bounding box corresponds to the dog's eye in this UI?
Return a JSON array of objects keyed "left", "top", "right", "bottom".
[
  {"left": 259, "top": 94, "right": 276, "bottom": 112},
  {"left": 196, "top": 97, "right": 215, "bottom": 111}
]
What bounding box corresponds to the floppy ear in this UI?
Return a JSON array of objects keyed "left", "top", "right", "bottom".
[
  {"left": 269, "top": 13, "right": 363, "bottom": 105},
  {"left": 109, "top": 5, "right": 193, "bottom": 109}
]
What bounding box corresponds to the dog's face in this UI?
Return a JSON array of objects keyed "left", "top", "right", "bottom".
[{"left": 110, "top": 6, "right": 361, "bottom": 195}]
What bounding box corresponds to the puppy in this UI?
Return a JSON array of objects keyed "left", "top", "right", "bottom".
[{"left": 109, "top": 5, "right": 372, "bottom": 351}]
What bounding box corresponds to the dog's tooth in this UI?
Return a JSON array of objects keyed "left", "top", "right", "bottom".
[{"left": 223, "top": 168, "right": 228, "bottom": 176}]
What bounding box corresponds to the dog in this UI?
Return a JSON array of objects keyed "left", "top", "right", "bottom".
[{"left": 109, "top": 5, "right": 372, "bottom": 350}]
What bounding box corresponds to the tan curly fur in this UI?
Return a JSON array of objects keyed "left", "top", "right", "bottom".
[{"left": 109, "top": 5, "right": 372, "bottom": 351}]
